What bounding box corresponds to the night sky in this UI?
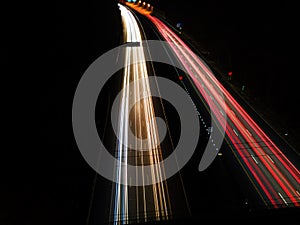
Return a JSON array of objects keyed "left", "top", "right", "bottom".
[{"left": 2, "top": 1, "right": 299, "bottom": 224}]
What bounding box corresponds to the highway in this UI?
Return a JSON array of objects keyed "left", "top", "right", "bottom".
[
  {"left": 124, "top": 2, "right": 300, "bottom": 210},
  {"left": 107, "top": 4, "right": 190, "bottom": 225},
  {"left": 84, "top": 2, "right": 300, "bottom": 225}
]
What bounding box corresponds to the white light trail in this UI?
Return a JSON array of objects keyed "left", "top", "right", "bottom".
[{"left": 112, "top": 4, "right": 171, "bottom": 224}]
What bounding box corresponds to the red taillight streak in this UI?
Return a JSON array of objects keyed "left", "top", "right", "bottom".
[
  {"left": 187, "top": 46, "right": 300, "bottom": 203},
  {"left": 149, "top": 16, "right": 279, "bottom": 207},
  {"left": 211, "top": 79, "right": 300, "bottom": 183},
  {"left": 190, "top": 75, "right": 283, "bottom": 207},
  {"left": 147, "top": 14, "right": 299, "bottom": 206},
  {"left": 153, "top": 14, "right": 300, "bottom": 185},
  {"left": 228, "top": 110, "right": 300, "bottom": 206},
  {"left": 188, "top": 49, "right": 300, "bottom": 185},
  {"left": 226, "top": 127, "right": 281, "bottom": 207}
]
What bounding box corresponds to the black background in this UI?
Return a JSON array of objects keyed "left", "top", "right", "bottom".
[{"left": 2, "top": 0, "right": 299, "bottom": 224}]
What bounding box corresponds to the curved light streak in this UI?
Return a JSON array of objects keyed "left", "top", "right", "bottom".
[{"left": 112, "top": 4, "right": 172, "bottom": 224}]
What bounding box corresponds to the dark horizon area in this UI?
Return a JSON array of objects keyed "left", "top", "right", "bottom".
[
  {"left": 157, "top": 0, "right": 299, "bottom": 149},
  {"left": 2, "top": 1, "right": 299, "bottom": 225}
]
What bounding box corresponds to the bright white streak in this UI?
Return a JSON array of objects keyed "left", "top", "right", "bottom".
[{"left": 114, "top": 4, "right": 170, "bottom": 224}]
